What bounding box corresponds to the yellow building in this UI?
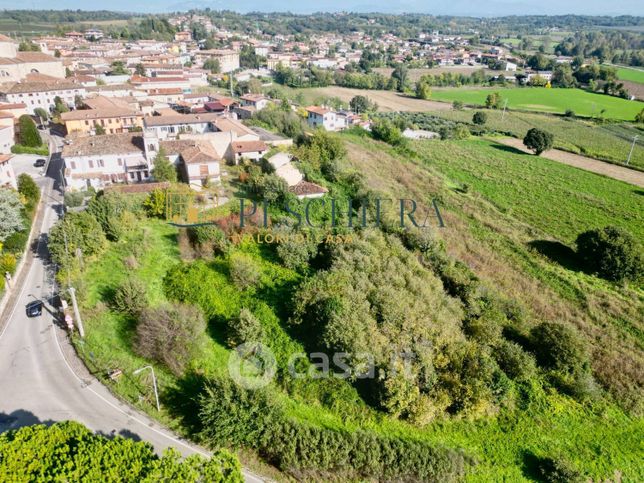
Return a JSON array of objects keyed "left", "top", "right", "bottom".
[{"left": 61, "top": 108, "right": 143, "bottom": 135}]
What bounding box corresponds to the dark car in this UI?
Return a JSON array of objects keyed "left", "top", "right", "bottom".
[
  {"left": 26, "top": 300, "right": 43, "bottom": 317},
  {"left": 34, "top": 158, "right": 46, "bottom": 168}
]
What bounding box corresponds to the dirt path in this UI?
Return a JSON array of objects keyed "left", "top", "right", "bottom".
[
  {"left": 495, "top": 137, "right": 644, "bottom": 188},
  {"left": 309, "top": 86, "right": 452, "bottom": 112}
]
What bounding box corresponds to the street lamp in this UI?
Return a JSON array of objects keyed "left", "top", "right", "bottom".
[{"left": 133, "top": 365, "right": 160, "bottom": 411}]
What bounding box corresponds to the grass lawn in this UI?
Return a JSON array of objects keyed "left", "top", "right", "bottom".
[
  {"left": 616, "top": 67, "right": 644, "bottom": 85},
  {"left": 423, "top": 109, "right": 644, "bottom": 169},
  {"left": 430, "top": 87, "right": 644, "bottom": 120},
  {"left": 412, "top": 138, "right": 644, "bottom": 243}
]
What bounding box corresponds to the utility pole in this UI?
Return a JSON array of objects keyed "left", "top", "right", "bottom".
[
  {"left": 133, "top": 366, "right": 160, "bottom": 411},
  {"left": 67, "top": 287, "right": 85, "bottom": 338},
  {"left": 626, "top": 135, "right": 638, "bottom": 166},
  {"left": 229, "top": 70, "right": 234, "bottom": 98},
  {"left": 501, "top": 98, "right": 508, "bottom": 120}
]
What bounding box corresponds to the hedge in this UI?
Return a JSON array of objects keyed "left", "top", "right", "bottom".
[{"left": 11, "top": 144, "right": 49, "bottom": 156}]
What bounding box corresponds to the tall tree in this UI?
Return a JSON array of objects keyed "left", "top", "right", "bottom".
[
  {"left": 151, "top": 147, "right": 177, "bottom": 182},
  {"left": 18, "top": 115, "right": 41, "bottom": 147}
]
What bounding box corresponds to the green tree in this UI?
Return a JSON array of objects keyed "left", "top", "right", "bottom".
[
  {"left": 349, "top": 95, "right": 375, "bottom": 114},
  {"left": 576, "top": 226, "right": 643, "bottom": 283},
  {"left": 472, "top": 111, "right": 488, "bottom": 125},
  {"left": 33, "top": 107, "right": 49, "bottom": 122},
  {"left": 371, "top": 119, "right": 404, "bottom": 145},
  {"left": 226, "top": 308, "right": 264, "bottom": 347},
  {"left": 18, "top": 115, "right": 42, "bottom": 147},
  {"left": 0, "top": 188, "right": 24, "bottom": 242},
  {"left": 203, "top": 57, "right": 221, "bottom": 74},
  {"left": 48, "top": 211, "right": 106, "bottom": 267},
  {"left": 0, "top": 421, "right": 242, "bottom": 482},
  {"left": 452, "top": 100, "right": 464, "bottom": 110},
  {"left": 110, "top": 60, "right": 129, "bottom": 75},
  {"left": 391, "top": 63, "right": 408, "bottom": 92},
  {"left": 485, "top": 92, "right": 502, "bottom": 109},
  {"left": 134, "top": 63, "right": 146, "bottom": 76},
  {"left": 523, "top": 128, "right": 554, "bottom": 155},
  {"left": 530, "top": 321, "right": 589, "bottom": 375},
  {"left": 415, "top": 81, "right": 431, "bottom": 100},
  {"left": 151, "top": 148, "right": 177, "bottom": 182},
  {"left": 144, "top": 188, "right": 166, "bottom": 217},
  {"left": 113, "top": 277, "right": 148, "bottom": 316},
  {"left": 635, "top": 108, "right": 644, "bottom": 124},
  {"left": 94, "top": 123, "right": 106, "bottom": 135}
]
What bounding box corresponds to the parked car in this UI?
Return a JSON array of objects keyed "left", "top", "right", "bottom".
[
  {"left": 34, "top": 158, "right": 46, "bottom": 168},
  {"left": 26, "top": 300, "right": 43, "bottom": 317}
]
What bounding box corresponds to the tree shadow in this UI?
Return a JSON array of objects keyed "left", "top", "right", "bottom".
[
  {"left": 527, "top": 240, "right": 582, "bottom": 272},
  {"left": 490, "top": 143, "right": 530, "bottom": 156},
  {"left": 633, "top": 189, "right": 644, "bottom": 196},
  {"left": 521, "top": 450, "right": 545, "bottom": 481},
  {"left": 162, "top": 371, "right": 209, "bottom": 436},
  {"left": 0, "top": 409, "right": 56, "bottom": 433}
]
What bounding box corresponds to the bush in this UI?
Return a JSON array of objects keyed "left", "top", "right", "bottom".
[
  {"left": 87, "top": 192, "right": 134, "bottom": 241},
  {"left": 17, "top": 174, "right": 39, "bottom": 205},
  {"left": 134, "top": 302, "right": 206, "bottom": 376},
  {"left": 536, "top": 456, "right": 585, "bottom": 483},
  {"left": 530, "top": 321, "right": 588, "bottom": 375},
  {"left": 0, "top": 253, "right": 17, "bottom": 275},
  {"left": 493, "top": 340, "right": 537, "bottom": 381},
  {"left": 472, "top": 111, "right": 488, "bottom": 125},
  {"left": 371, "top": 119, "right": 404, "bottom": 145},
  {"left": 452, "top": 100, "right": 464, "bottom": 110},
  {"left": 143, "top": 188, "right": 166, "bottom": 218},
  {"left": 10, "top": 145, "right": 48, "bottom": 156},
  {"left": 523, "top": 128, "right": 554, "bottom": 155},
  {"left": 2, "top": 231, "right": 28, "bottom": 254},
  {"left": 64, "top": 191, "right": 85, "bottom": 208},
  {"left": 188, "top": 224, "right": 229, "bottom": 257},
  {"left": 199, "top": 377, "right": 468, "bottom": 481},
  {"left": 575, "top": 226, "right": 643, "bottom": 283},
  {"left": 0, "top": 188, "right": 24, "bottom": 243},
  {"left": 48, "top": 212, "right": 106, "bottom": 267},
  {"left": 18, "top": 115, "right": 41, "bottom": 147},
  {"left": 112, "top": 277, "right": 147, "bottom": 317},
  {"left": 229, "top": 253, "right": 261, "bottom": 290},
  {"left": 0, "top": 421, "right": 243, "bottom": 482},
  {"left": 226, "top": 308, "right": 264, "bottom": 348}
]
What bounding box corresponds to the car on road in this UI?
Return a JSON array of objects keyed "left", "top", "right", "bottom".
[
  {"left": 26, "top": 300, "right": 43, "bottom": 317},
  {"left": 34, "top": 158, "right": 46, "bottom": 168}
]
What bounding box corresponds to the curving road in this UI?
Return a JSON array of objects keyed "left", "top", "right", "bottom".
[{"left": 0, "top": 135, "right": 263, "bottom": 482}]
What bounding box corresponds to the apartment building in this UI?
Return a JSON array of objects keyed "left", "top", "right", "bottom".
[
  {"left": 193, "top": 49, "right": 240, "bottom": 73},
  {"left": 143, "top": 113, "right": 221, "bottom": 140},
  {"left": 61, "top": 107, "right": 143, "bottom": 135},
  {"left": 0, "top": 73, "right": 85, "bottom": 115}
]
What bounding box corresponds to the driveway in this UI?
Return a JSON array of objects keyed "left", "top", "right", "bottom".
[{"left": 9, "top": 153, "right": 48, "bottom": 179}]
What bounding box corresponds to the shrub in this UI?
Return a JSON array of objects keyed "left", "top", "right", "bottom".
[
  {"left": 134, "top": 302, "right": 206, "bottom": 376},
  {"left": 635, "top": 108, "right": 644, "bottom": 124},
  {"left": 275, "top": 232, "right": 318, "bottom": 271},
  {"left": 564, "top": 109, "right": 576, "bottom": 118},
  {"left": 472, "top": 111, "right": 487, "bottom": 125},
  {"left": 229, "top": 253, "right": 261, "bottom": 290},
  {"left": 48, "top": 212, "right": 106, "bottom": 267},
  {"left": 575, "top": 226, "right": 643, "bottom": 283},
  {"left": 17, "top": 174, "right": 39, "bottom": 206},
  {"left": 536, "top": 456, "right": 585, "bottom": 483},
  {"left": 0, "top": 188, "right": 24, "bottom": 243},
  {"left": 485, "top": 92, "right": 502, "bottom": 109},
  {"left": 530, "top": 321, "right": 588, "bottom": 375},
  {"left": 371, "top": 119, "right": 404, "bottom": 145},
  {"left": 64, "top": 191, "right": 85, "bottom": 208},
  {"left": 143, "top": 188, "right": 166, "bottom": 218},
  {"left": 10, "top": 145, "right": 48, "bottom": 156},
  {"left": 226, "top": 308, "right": 264, "bottom": 348},
  {"left": 18, "top": 115, "right": 41, "bottom": 147},
  {"left": 452, "top": 124, "right": 471, "bottom": 140},
  {"left": 452, "top": 100, "right": 464, "bottom": 110},
  {"left": 112, "top": 277, "right": 147, "bottom": 317},
  {"left": 493, "top": 340, "right": 537, "bottom": 381},
  {"left": 0, "top": 253, "right": 17, "bottom": 275},
  {"left": 0, "top": 421, "right": 242, "bottom": 482},
  {"left": 199, "top": 377, "right": 468, "bottom": 481},
  {"left": 188, "top": 224, "right": 229, "bottom": 257},
  {"left": 87, "top": 192, "right": 134, "bottom": 241},
  {"left": 151, "top": 147, "right": 177, "bottom": 182},
  {"left": 523, "top": 128, "right": 554, "bottom": 155},
  {"left": 2, "top": 231, "right": 28, "bottom": 254}
]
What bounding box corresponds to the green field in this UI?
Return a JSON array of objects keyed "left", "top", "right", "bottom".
[
  {"left": 431, "top": 87, "right": 644, "bottom": 120},
  {"left": 415, "top": 109, "right": 644, "bottom": 169},
  {"left": 617, "top": 67, "right": 644, "bottom": 85}
]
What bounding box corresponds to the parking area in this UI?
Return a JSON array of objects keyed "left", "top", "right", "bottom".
[{"left": 9, "top": 153, "right": 48, "bottom": 179}]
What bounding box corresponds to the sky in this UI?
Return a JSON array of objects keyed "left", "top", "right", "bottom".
[{"left": 1, "top": 0, "right": 643, "bottom": 16}]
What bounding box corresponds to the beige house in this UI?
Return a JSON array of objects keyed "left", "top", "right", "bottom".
[{"left": 0, "top": 35, "right": 65, "bottom": 82}]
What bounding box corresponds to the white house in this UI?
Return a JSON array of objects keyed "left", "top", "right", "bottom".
[
  {"left": 62, "top": 133, "right": 151, "bottom": 190},
  {"left": 143, "top": 113, "right": 221, "bottom": 140},
  {"left": 0, "top": 154, "right": 17, "bottom": 189},
  {"left": 0, "top": 73, "right": 85, "bottom": 115},
  {"left": 306, "top": 106, "right": 337, "bottom": 131}
]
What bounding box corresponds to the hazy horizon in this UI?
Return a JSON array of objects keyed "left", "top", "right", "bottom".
[{"left": 0, "top": 1, "right": 643, "bottom": 17}]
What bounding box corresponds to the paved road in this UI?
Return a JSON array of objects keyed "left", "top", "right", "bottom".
[{"left": 0, "top": 135, "right": 263, "bottom": 483}]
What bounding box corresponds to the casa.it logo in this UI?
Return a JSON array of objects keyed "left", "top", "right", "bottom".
[{"left": 227, "top": 342, "right": 277, "bottom": 390}]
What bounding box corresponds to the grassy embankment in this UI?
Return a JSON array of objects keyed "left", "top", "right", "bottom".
[{"left": 73, "top": 134, "right": 643, "bottom": 481}]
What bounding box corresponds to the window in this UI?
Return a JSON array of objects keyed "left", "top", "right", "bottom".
[
  {"left": 70, "top": 161, "right": 76, "bottom": 170},
  {"left": 98, "top": 159, "right": 104, "bottom": 167},
  {"left": 88, "top": 160, "right": 94, "bottom": 168},
  {"left": 117, "top": 158, "right": 123, "bottom": 166}
]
